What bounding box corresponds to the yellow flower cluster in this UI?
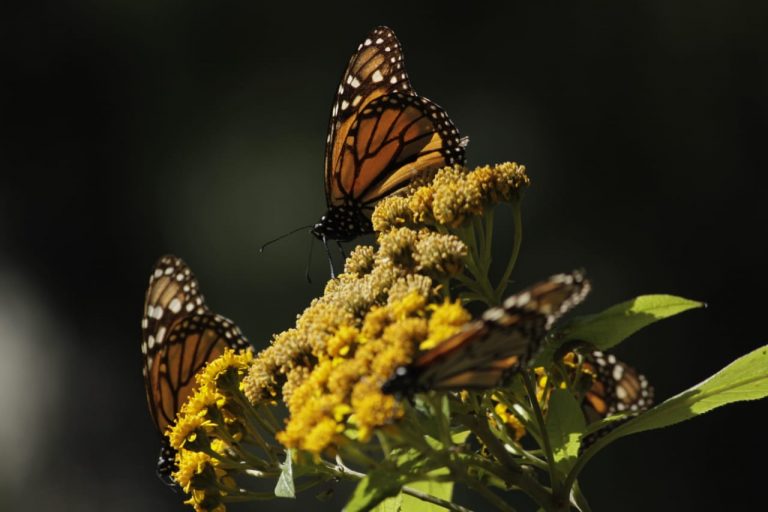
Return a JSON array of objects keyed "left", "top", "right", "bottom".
[
  {"left": 166, "top": 349, "right": 254, "bottom": 510},
  {"left": 372, "top": 162, "right": 529, "bottom": 230},
  {"left": 275, "top": 291, "right": 470, "bottom": 454},
  {"left": 241, "top": 163, "right": 526, "bottom": 457},
  {"left": 243, "top": 238, "right": 467, "bottom": 406}
]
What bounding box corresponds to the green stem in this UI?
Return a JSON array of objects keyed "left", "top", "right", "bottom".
[
  {"left": 495, "top": 196, "right": 523, "bottom": 301},
  {"left": 456, "top": 221, "right": 497, "bottom": 304},
  {"left": 463, "top": 475, "right": 518, "bottom": 512},
  {"left": 219, "top": 490, "right": 282, "bottom": 501},
  {"left": 458, "top": 413, "right": 553, "bottom": 510},
  {"left": 482, "top": 208, "right": 495, "bottom": 273},
  {"left": 521, "top": 372, "right": 560, "bottom": 496}
]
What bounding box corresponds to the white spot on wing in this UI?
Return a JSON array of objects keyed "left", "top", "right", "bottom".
[
  {"left": 148, "top": 305, "right": 163, "bottom": 320},
  {"left": 169, "top": 297, "right": 182, "bottom": 314},
  {"left": 372, "top": 70, "right": 384, "bottom": 83}
]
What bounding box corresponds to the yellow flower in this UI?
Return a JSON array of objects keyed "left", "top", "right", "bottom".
[
  {"left": 344, "top": 245, "right": 376, "bottom": 276},
  {"left": 174, "top": 450, "right": 213, "bottom": 493},
  {"left": 182, "top": 386, "right": 225, "bottom": 417},
  {"left": 493, "top": 402, "right": 526, "bottom": 441},
  {"left": 421, "top": 299, "right": 472, "bottom": 350},
  {"left": 326, "top": 325, "right": 360, "bottom": 358},
  {"left": 390, "top": 290, "right": 427, "bottom": 320},
  {"left": 413, "top": 231, "right": 468, "bottom": 276},
  {"left": 196, "top": 348, "right": 253, "bottom": 390},
  {"left": 167, "top": 412, "right": 214, "bottom": 451},
  {"left": 371, "top": 195, "right": 413, "bottom": 232}
]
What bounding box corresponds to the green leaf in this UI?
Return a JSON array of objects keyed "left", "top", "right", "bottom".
[
  {"left": 374, "top": 431, "right": 469, "bottom": 512},
  {"left": 373, "top": 492, "right": 403, "bottom": 512},
  {"left": 545, "top": 389, "right": 586, "bottom": 477},
  {"left": 596, "top": 344, "right": 768, "bottom": 443},
  {"left": 535, "top": 295, "right": 703, "bottom": 365},
  {"left": 346, "top": 470, "right": 405, "bottom": 512},
  {"left": 274, "top": 449, "right": 295, "bottom": 498},
  {"left": 399, "top": 477, "right": 451, "bottom": 512}
]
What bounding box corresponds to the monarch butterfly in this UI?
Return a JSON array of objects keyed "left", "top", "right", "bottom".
[
  {"left": 314, "top": 26, "right": 466, "bottom": 243},
  {"left": 141, "top": 255, "right": 251, "bottom": 485},
  {"left": 382, "top": 271, "right": 591, "bottom": 395},
  {"left": 262, "top": 27, "right": 466, "bottom": 276},
  {"left": 578, "top": 349, "right": 654, "bottom": 421}
]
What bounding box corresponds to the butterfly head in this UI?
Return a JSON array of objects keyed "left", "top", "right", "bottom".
[
  {"left": 381, "top": 365, "right": 422, "bottom": 398},
  {"left": 311, "top": 203, "right": 373, "bottom": 242}
]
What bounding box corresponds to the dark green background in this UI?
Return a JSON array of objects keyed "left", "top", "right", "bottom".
[{"left": 2, "top": 1, "right": 766, "bottom": 510}]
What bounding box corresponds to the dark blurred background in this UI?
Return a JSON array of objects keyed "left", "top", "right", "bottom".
[{"left": 2, "top": 1, "right": 767, "bottom": 510}]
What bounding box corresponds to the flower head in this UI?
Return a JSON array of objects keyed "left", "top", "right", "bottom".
[{"left": 242, "top": 163, "right": 529, "bottom": 456}]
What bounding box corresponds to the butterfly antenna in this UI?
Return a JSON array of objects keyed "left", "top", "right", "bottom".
[
  {"left": 305, "top": 235, "right": 315, "bottom": 283},
  {"left": 260, "top": 225, "right": 314, "bottom": 253}
]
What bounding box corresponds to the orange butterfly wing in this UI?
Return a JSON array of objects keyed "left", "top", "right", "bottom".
[
  {"left": 336, "top": 94, "right": 465, "bottom": 206},
  {"left": 324, "top": 26, "right": 414, "bottom": 205},
  {"left": 141, "top": 256, "right": 250, "bottom": 434}
]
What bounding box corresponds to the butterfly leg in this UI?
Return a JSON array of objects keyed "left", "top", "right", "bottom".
[
  {"left": 322, "top": 236, "right": 337, "bottom": 278},
  {"left": 336, "top": 241, "right": 347, "bottom": 260},
  {"left": 305, "top": 236, "right": 315, "bottom": 283}
]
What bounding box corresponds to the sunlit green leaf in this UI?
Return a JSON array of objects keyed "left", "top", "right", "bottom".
[
  {"left": 545, "top": 389, "right": 586, "bottom": 477},
  {"left": 346, "top": 470, "right": 406, "bottom": 512},
  {"left": 535, "top": 295, "right": 703, "bottom": 365}
]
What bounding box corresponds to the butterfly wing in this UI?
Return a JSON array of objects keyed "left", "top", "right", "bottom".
[
  {"left": 142, "top": 255, "right": 208, "bottom": 430},
  {"left": 334, "top": 94, "right": 465, "bottom": 206},
  {"left": 383, "top": 271, "right": 591, "bottom": 394},
  {"left": 581, "top": 350, "right": 654, "bottom": 422},
  {"left": 145, "top": 310, "right": 250, "bottom": 432},
  {"left": 324, "top": 26, "right": 414, "bottom": 205}
]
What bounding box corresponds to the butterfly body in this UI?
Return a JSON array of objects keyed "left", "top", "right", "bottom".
[
  {"left": 312, "top": 202, "right": 373, "bottom": 242},
  {"left": 382, "top": 271, "right": 591, "bottom": 396},
  {"left": 141, "top": 255, "right": 252, "bottom": 485}
]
